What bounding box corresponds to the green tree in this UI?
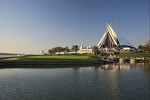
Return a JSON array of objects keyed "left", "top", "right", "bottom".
[
  {"left": 138, "top": 45, "right": 143, "bottom": 50},
  {"left": 71, "top": 45, "right": 79, "bottom": 52},
  {"left": 63, "top": 47, "right": 70, "bottom": 52},
  {"left": 48, "top": 49, "right": 55, "bottom": 55},
  {"left": 92, "top": 46, "right": 100, "bottom": 55},
  {"left": 48, "top": 46, "right": 64, "bottom": 55},
  {"left": 55, "top": 46, "right": 63, "bottom": 54},
  {"left": 143, "top": 41, "right": 150, "bottom": 53},
  {"left": 145, "top": 41, "right": 150, "bottom": 47}
]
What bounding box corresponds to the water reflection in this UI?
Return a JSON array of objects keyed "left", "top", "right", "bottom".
[
  {"left": 97, "top": 63, "right": 150, "bottom": 72},
  {"left": 0, "top": 63, "right": 150, "bottom": 100},
  {"left": 136, "top": 63, "right": 150, "bottom": 72},
  {"left": 99, "top": 64, "right": 120, "bottom": 70}
]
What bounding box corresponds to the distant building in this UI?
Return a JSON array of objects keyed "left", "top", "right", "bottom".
[
  {"left": 98, "top": 23, "right": 120, "bottom": 48},
  {"left": 55, "top": 51, "right": 67, "bottom": 55},
  {"left": 121, "top": 45, "right": 136, "bottom": 52},
  {"left": 98, "top": 23, "right": 135, "bottom": 51},
  {"left": 78, "top": 45, "right": 93, "bottom": 54}
]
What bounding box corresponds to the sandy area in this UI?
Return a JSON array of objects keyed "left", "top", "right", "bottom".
[{"left": 3, "top": 57, "right": 18, "bottom": 60}]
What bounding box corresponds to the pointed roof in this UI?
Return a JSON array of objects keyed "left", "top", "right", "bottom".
[{"left": 98, "top": 23, "right": 120, "bottom": 48}]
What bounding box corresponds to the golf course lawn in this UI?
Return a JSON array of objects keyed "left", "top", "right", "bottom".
[{"left": 0, "top": 54, "right": 100, "bottom": 62}]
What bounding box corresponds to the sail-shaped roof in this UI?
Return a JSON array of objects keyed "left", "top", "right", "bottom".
[{"left": 98, "top": 23, "right": 120, "bottom": 48}]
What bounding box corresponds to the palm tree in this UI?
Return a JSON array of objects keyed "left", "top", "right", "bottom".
[
  {"left": 92, "top": 46, "right": 100, "bottom": 55},
  {"left": 143, "top": 41, "right": 150, "bottom": 53},
  {"left": 145, "top": 41, "right": 150, "bottom": 46},
  {"left": 138, "top": 45, "right": 143, "bottom": 49}
]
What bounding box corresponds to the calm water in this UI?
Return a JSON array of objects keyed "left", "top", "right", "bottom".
[
  {"left": 0, "top": 54, "right": 23, "bottom": 58},
  {"left": 0, "top": 63, "right": 150, "bottom": 100}
]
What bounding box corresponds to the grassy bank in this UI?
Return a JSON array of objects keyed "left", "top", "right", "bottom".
[
  {"left": 117, "top": 52, "right": 150, "bottom": 58},
  {"left": 0, "top": 54, "right": 100, "bottom": 62},
  {"left": 0, "top": 54, "right": 103, "bottom": 67}
]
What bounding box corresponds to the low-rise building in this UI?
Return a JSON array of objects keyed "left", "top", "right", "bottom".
[
  {"left": 78, "top": 48, "right": 93, "bottom": 54},
  {"left": 78, "top": 45, "right": 93, "bottom": 54}
]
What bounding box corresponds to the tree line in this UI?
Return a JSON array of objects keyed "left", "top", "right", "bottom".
[
  {"left": 48, "top": 45, "right": 79, "bottom": 55},
  {"left": 138, "top": 40, "right": 150, "bottom": 53},
  {"left": 48, "top": 40, "right": 150, "bottom": 55}
]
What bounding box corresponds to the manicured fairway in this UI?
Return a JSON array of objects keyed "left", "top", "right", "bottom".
[
  {"left": 0, "top": 54, "right": 102, "bottom": 67},
  {"left": 24, "top": 55, "right": 89, "bottom": 59},
  {"left": 12, "top": 54, "right": 100, "bottom": 62}
]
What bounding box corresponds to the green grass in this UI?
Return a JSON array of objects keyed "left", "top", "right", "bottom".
[
  {"left": 117, "top": 52, "right": 150, "bottom": 58},
  {"left": 0, "top": 54, "right": 100, "bottom": 62}
]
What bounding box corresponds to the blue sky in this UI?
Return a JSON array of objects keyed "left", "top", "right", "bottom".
[{"left": 0, "top": 0, "right": 149, "bottom": 54}]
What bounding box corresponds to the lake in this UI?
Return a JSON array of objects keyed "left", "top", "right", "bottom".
[
  {"left": 0, "top": 54, "right": 23, "bottom": 58},
  {"left": 0, "top": 63, "right": 150, "bottom": 100}
]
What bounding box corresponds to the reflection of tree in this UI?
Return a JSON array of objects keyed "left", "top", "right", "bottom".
[
  {"left": 129, "top": 63, "right": 137, "bottom": 68},
  {"left": 72, "top": 67, "right": 80, "bottom": 70},
  {"left": 138, "top": 63, "right": 150, "bottom": 72},
  {"left": 94, "top": 66, "right": 99, "bottom": 70}
]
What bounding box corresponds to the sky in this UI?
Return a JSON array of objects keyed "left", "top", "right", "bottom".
[{"left": 0, "top": 0, "right": 149, "bottom": 54}]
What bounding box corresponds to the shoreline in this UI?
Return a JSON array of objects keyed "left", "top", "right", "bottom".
[
  {"left": 0, "top": 60, "right": 149, "bottom": 68},
  {"left": 0, "top": 55, "right": 150, "bottom": 68},
  {"left": 0, "top": 61, "right": 106, "bottom": 68}
]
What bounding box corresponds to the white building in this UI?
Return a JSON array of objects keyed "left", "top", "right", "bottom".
[
  {"left": 98, "top": 23, "right": 120, "bottom": 48},
  {"left": 78, "top": 45, "right": 93, "bottom": 54}
]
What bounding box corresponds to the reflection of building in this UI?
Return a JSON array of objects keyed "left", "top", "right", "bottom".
[
  {"left": 119, "top": 63, "right": 131, "bottom": 70},
  {"left": 98, "top": 23, "right": 120, "bottom": 48},
  {"left": 99, "top": 63, "right": 131, "bottom": 71},
  {"left": 99, "top": 64, "right": 120, "bottom": 70}
]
